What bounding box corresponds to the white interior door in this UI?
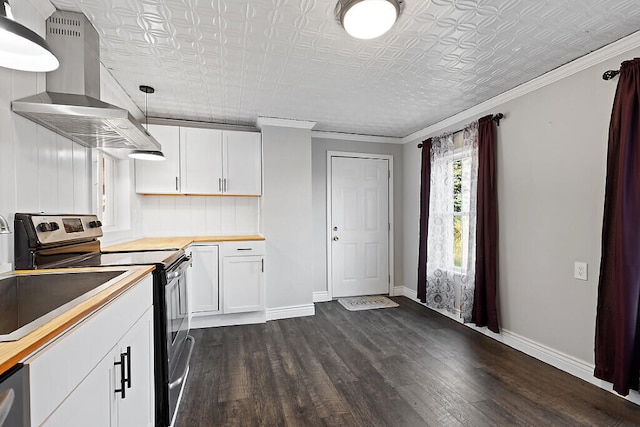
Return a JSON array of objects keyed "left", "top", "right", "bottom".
[{"left": 330, "top": 156, "right": 389, "bottom": 298}]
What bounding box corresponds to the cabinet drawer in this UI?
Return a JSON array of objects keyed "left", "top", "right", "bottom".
[{"left": 222, "top": 241, "right": 265, "bottom": 256}]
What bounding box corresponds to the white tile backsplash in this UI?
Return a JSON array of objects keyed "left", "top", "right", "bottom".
[{"left": 139, "top": 196, "right": 260, "bottom": 236}]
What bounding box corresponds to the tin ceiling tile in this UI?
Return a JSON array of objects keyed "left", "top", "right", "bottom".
[{"left": 52, "top": 0, "right": 640, "bottom": 137}]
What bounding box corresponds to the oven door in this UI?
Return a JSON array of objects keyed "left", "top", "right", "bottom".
[
  {"left": 165, "top": 257, "right": 191, "bottom": 374},
  {"left": 164, "top": 256, "right": 194, "bottom": 424}
]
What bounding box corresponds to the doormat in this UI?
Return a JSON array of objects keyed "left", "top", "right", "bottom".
[{"left": 338, "top": 296, "right": 399, "bottom": 311}]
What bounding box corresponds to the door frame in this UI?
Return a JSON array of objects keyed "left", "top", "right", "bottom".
[{"left": 326, "top": 151, "right": 394, "bottom": 300}]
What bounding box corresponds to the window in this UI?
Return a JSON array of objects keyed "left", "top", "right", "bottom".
[
  {"left": 99, "top": 153, "right": 116, "bottom": 227},
  {"left": 95, "top": 151, "right": 131, "bottom": 233},
  {"left": 453, "top": 154, "right": 472, "bottom": 271}
]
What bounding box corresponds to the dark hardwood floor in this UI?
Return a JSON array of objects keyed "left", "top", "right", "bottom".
[{"left": 175, "top": 297, "right": 640, "bottom": 426}]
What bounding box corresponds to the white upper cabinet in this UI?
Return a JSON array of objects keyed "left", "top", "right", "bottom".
[
  {"left": 135, "top": 124, "right": 181, "bottom": 194},
  {"left": 135, "top": 124, "right": 262, "bottom": 196},
  {"left": 224, "top": 131, "right": 262, "bottom": 196},
  {"left": 181, "top": 127, "right": 223, "bottom": 194}
]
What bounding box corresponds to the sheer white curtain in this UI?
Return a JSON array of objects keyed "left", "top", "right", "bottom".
[
  {"left": 425, "top": 122, "right": 479, "bottom": 321},
  {"left": 425, "top": 132, "right": 456, "bottom": 312},
  {"left": 459, "top": 122, "right": 478, "bottom": 322}
]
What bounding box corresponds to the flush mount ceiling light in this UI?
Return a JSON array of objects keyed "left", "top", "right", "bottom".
[
  {"left": 336, "top": 0, "right": 403, "bottom": 40},
  {"left": 0, "top": 0, "right": 59, "bottom": 72},
  {"left": 129, "top": 85, "right": 166, "bottom": 161}
]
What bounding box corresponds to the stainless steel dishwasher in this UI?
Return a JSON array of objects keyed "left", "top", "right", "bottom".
[{"left": 0, "top": 363, "right": 28, "bottom": 426}]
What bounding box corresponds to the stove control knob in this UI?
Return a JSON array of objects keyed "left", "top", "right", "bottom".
[
  {"left": 88, "top": 220, "right": 103, "bottom": 228},
  {"left": 37, "top": 222, "right": 52, "bottom": 232},
  {"left": 48, "top": 222, "right": 59, "bottom": 231}
]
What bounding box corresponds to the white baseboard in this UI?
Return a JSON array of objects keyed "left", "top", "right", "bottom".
[
  {"left": 393, "top": 286, "right": 417, "bottom": 299},
  {"left": 266, "top": 303, "right": 315, "bottom": 321},
  {"left": 313, "top": 291, "right": 331, "bottom": 302},
  {"left": 392, "top": 285, "right": 640, "bottom": 405},
  {"left": 190, "top": 311, "right": 267, "bottom": 328}
]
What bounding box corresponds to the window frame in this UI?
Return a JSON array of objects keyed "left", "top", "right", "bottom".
[{"left": 94, "top": 150, "right": 131, "bottom": 235}]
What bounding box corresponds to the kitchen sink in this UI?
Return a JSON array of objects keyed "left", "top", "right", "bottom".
[{"left": 0, "top": 270, "right": 130, "bottom": 342}]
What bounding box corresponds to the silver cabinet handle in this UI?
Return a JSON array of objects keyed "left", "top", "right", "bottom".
[
  {"left": 333, "top": 236, "right": 339, "bottom": 241},
  {"left": 218, "top": 178, "right": 222, "bottom": 192},
  {"left": 175, "top": 177, "right": 179, "bottom": 191},
  {"left": 223, "top": 178, "right": 227, "bottom": 193}
]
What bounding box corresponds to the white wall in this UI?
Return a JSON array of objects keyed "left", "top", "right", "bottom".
[
  {"left": 402, "top": 42, "right": 640, "bottom": 372},
  {"left": 0, "top": 0, "right": 92, "bottom": 271},
  {"left": 311, "top": 137, "right": 403, "bottom": 296},
  {"left": 262, "top": 125, "right": 314, "bottom": 309},
  {"left": 138, "top": 196, "right": 260, "bottom": 236}
]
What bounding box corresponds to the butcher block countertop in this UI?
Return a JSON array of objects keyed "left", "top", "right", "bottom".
[
  {"left": 103, "top": 235, "right": 265, "bottom": 252},
  {"left": 0, "top": 265, "right": 155, "bottom": 375}
]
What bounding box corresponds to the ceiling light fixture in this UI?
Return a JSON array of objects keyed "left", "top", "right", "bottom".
[
  {"left": 128, "top": 150, "right": 166, "bottom": 161},
  {"left": 336, "top": 0, "right": 402, "bottom": 40},
  {"left": 0, "top": 0, "right": 59, "bottom": 72},
  {"left": 129, "top": 85, "right": 166, "bottom": 161}
]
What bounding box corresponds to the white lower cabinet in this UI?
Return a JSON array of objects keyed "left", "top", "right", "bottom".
[
  {"left": 188, "top": 241, "right": 265, "bottom": 319},
  {"left": 27, "top": 275, "right": 154, "bottom": 427},
  {"left": 222, "top": 255, "right": 264, "bottom": 314},
  {"left": 112, "top": 310, "right": 154, "bottom": 427},
  {"left": 188, "top": 244, "right": 220, "bottom": 314}
]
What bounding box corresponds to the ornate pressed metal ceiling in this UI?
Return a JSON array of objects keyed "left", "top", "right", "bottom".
[{"left": 51, "top": 0, "right": 640, "bottom": 138}]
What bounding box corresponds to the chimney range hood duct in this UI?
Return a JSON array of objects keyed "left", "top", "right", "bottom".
[{"left": 11, "top": 11, "right": 161, "bottom": 151}]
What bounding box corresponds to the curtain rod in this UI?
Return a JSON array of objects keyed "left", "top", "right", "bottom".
[
  {"left": 417, "top": 113, "right": 504, "bottom": 148},
  {"left": 602, "top": 69, "right": 620, "bottom": 80}
]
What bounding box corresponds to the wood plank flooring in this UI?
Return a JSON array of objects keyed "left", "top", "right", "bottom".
[{"left": 175, "top": 297, "right": 640, "bottom": 426}]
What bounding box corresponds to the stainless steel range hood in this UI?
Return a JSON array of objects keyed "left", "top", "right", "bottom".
[{"left": 11, "top": 11, "right": 161, "bottom": 151}]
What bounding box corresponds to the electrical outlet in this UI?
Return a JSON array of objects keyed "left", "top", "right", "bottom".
[{"left": 574, "top": 262, "right": 588, "bottom": 281}]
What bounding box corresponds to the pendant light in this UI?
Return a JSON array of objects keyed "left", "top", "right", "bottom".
[
  {"left": 0, "top": 0, "right": 59, "bottom": 72},
  {"left": 336, "top": 0, "right": 402, "bottom": 40},
  {"left": 129, "top": 85, "right": 166, "bottom": 161}
]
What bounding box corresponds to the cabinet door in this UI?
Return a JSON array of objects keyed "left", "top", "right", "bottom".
[
  {"left": 135, "top": 124, "right": 181, "bottom": 194},
  {"left": 182, "top": 127, "right": 223, "bottom": 194},
  {"left": 223, "top": 131, "right": 262, "bottom": 195},
  {"left": 222, "top": 256, "right": 264, "bottom": 313},
  {"left": 189, "top": 245, "right": 220, "bottom": 313},
  {"left": 114, "top": 308, "right": 154, "bottom": 427},
  {"left": 43, "top": 355, "right": 114, "bottom": 427}
]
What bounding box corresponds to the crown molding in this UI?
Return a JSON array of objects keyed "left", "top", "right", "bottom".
[
  {"left": 402, "top": 29, "right": 640, "bottom": 144},
  {"left": 312, "top": 130, "right": 403, "bottom": 144},
  {"left": 256, "top": 116, "right": 317, "bottom": 130}
]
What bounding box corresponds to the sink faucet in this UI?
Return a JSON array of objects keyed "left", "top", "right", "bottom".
[{"left": 0, "top": 215, "right": 10, "bottom": 234}]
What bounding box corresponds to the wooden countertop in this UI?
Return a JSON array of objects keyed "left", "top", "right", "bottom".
[
  {"left": 103, "top": 235, "right": 265, "bottom": 252},
  {"left": 0, "top": 265, "right": 155, "bottom": 375}
]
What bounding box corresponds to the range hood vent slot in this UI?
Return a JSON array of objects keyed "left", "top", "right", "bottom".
[{"left": 11, "top": 11, "right": 161, "bottom": 151}]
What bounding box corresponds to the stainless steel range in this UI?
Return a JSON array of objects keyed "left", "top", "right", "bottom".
[{"left": 13, "top": 213, "right": 194, "bottom": 427}]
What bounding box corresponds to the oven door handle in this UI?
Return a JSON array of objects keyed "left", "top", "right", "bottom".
[
  {"left": 0, "top": 389, "right": 15, "bottom": 427},
  {"left": 169, "top": 335, "right": 195, "bottom": 390},
  {"left": 167, "top": 256, "right": 192, "bottom": 281}
]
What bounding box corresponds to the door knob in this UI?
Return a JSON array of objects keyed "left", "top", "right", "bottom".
[{"left": 332, "top": 236, "right": 339, "bottom": 241}]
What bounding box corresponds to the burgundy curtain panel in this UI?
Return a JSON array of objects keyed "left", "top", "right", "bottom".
[
  {"left": 595, "top": 58, "right": 640, "bottom": 396},
  {"left": 417, "top": 138, "right": 432, "bottom": 303},
  {"left": 471, "top": 115, "right": 500, "bottom": 333}
]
